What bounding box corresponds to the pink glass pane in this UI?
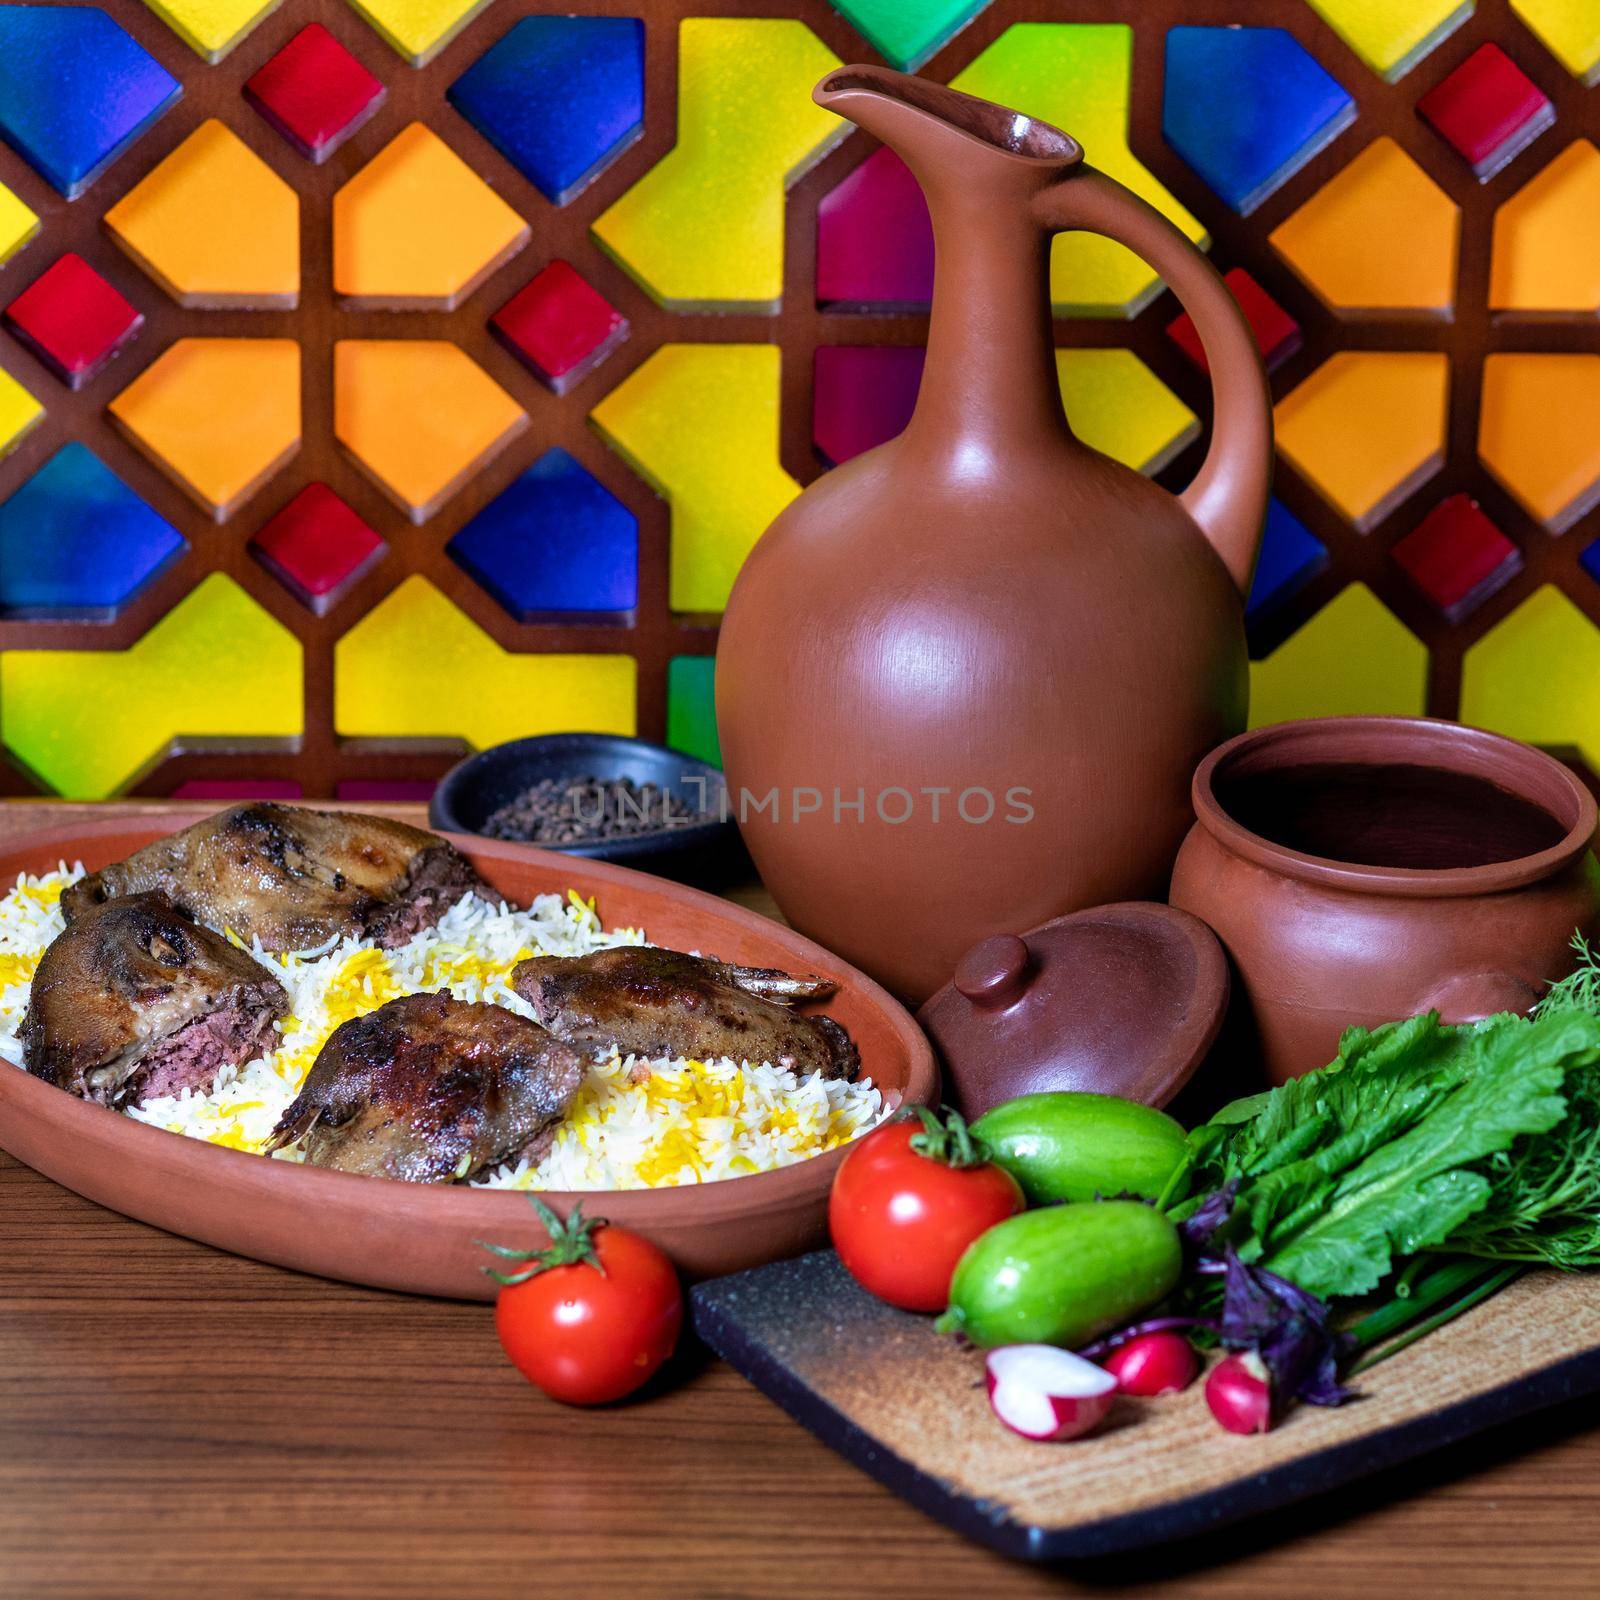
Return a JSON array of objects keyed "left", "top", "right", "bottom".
[
  {"left": 813, "top": 345, "right": 925, "bottom": 465},
  {"left": 171, "top": 779, "right": 302, "bottom": 800},
  {"left": 815, "top": 148, "right": 934, "bottom": 309}
]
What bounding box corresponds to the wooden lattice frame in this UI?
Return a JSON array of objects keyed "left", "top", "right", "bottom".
[{"left": 0, "top": 0, "right": 1593, "bottom": 799}]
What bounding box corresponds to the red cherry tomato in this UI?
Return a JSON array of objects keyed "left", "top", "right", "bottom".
[
  {"left": 829, "top": 1109, "right": 1024, "bottom": 1311},
  {"left": 487, "top": 1201, "right": 683, "bottom": 1406}
]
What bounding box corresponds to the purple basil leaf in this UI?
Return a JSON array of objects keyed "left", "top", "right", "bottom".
[
  {"left": 1299, "top": 1352, "right": 1353, "bottom": 1409},
  {"left": 1075, "top": 1315, "right": 1217, "bottom": 1361},
  {"left": 1179, "top": 1179, "right": 1240, "bottom": 1256},
  {"left": 1218, "top": 1248, "right": 1354, "bottom": 1414}
]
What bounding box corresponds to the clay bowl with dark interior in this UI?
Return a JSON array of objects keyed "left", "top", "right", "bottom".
[
  {"left": 0, "top": 815, "right": 936, "bottom": 1299},
  {"left": 430, "top": 732, "right": 749, "bottom": 888},
  {"left": 1169, "top": 717, "right": 1600, "bottom": 1086}
]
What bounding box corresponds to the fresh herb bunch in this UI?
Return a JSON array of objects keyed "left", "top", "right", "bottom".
[
  {"left": 1169, "top": 1007, "right": 1600, "bottom": 1291},
  {"left": 1145, "top": 991, "right": 1600, "bottom": 1414}
]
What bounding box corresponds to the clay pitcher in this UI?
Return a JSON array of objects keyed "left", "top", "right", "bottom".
[{"left": 715, "top": 68, "right": 1273, "bottom": 1002}]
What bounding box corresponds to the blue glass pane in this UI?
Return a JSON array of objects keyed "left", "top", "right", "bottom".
[
  {"left": 448, "top": 447, "right": 638, "bottom": 618},
  {"left": 1579, "top": 538, "right": 1600, "bottom": 588},
  {"left": 0, "top": 443, "right": 185, "bottom": 615},
  {"left": 448, "top": 17, "right": 644, "bottom": 205},
  {"left": 1246, "top": 496, "right": 1328, "bottom": 624},
  {"left": 1163, "top": 27, "right": 1354, "bottom": 214},
  {"left": 0, "top": 6, "right": 181, "bottom": 198}
]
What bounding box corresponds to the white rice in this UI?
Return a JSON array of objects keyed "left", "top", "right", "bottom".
[{"left": 0, "top": 869, "right": 886, "bottom": 1188}]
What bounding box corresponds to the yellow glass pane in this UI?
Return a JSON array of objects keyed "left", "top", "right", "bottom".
[
  {"left": 0, "top": 367, "right": 43, "bottom": 457},
  {"left": 0, "top": 574, "right": 302, "bottom": 797},
  {"left": 1250, "top": 583, "right": 1427, "bottom": 726},
  {"left": 140, "top": 0, "right": 279, "bottom": 60},
  {"left": 1304, "top": 0, "right": 1473, "bottom": 80},
  {"left": 334, "top": 340, "right": 526, "bottom": 523},
  {"left": 590, "top": 343, "right": 799, "bottom": 614},
  {"left": 592, "top": 19, "right": 844, "bottom": 311},
  {"left": 1489, "top": 141, "right": 1600, "bottom": 311},
  {"left": 335, "top": 576, "right": 636, "bottom": 743},
  {"left": 105, "top": 120, "right": 299, "bottom": 308},
  {"left": 1513, "top": 0, "right": 1600, "bottom": 82},
  {"left": 954, "top": 24, "right": 1208, "bottom": 316},
  {"left": 1462, "top": 587, "right": 1600, "bottom": 766},
  {"left": 1056, "top": 349, "right": 1198, "bottom": 473},
  {"left": 333, "top": 123, "right": 527, "bottom": 309},
  {"left": 344, "top": 0, "right": 492, "bottom": 65},
  {"left": 1271, "top": 137, "right": 1459, "bottom": 312},
  {"left": 1479, "top": 354, "right": 1600, "bottom": 531},
  {"left": 0, "top": 181, "right": 39, "bottom": 268},
  {"left": 1275, "top": 352, "right": 1449, "bottom": 528},
  {"left": 109, "top": 338, "right": 301, "bottom": 521}
]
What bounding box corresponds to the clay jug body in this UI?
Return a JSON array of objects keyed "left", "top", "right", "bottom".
[{"left": 716, "top": 70, "right": 1273, "bottom": 1002}]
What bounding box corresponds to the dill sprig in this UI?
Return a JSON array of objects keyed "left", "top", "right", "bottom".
[
  {"left": 1450, "top": 932, "right": 1600, "bottom": 1268},
  {"left": 1450, "top": 1087, "right": 1600, "bottom": 1268},
  {"left": 1535, "top": 932, "right": 1600, "bottom": 1020}
]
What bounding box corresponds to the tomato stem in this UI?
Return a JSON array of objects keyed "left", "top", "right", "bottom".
[
  {"left": 907, "top": 1105, "right": 992, "bottom": 1169},
  {"left": 480, "top": 1196, "right": 609, "bottom": 1286}
]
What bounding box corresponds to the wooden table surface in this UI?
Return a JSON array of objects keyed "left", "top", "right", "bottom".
[{"left": 2, "top": 801, "right": 1599, "bottom": 1600}]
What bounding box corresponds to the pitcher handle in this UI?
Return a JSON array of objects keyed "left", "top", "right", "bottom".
[{"left": 1032, "top": 169, "right": 1273, "bottom": 597}]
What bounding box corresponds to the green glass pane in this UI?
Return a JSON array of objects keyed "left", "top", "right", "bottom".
[
  {"left": 667, "top": 655, "right": 720, "bottom": 766},
  {"left": 830, "top": 1, "right": 991, "bottom": 71}
]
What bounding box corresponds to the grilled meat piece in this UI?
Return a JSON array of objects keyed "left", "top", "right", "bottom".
[
  {"left": 62, "top": 804, "right": 489, "bottom": 953},
  {"left": 264, "top": 991, "right": 584, "bottom": 1183},
  {"left": 22, "top": 892, "right": 288, "bottom": 1106},
  {"left": 510, "top": 947, "right": 859, "bottom": 1080}
]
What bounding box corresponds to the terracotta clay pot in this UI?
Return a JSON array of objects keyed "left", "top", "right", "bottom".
[
  {"left": 0, "top": 816, "right": 936, "bottom": 1297},
  {"left": 1169, "top": 718, "right": 1600, "bottom": 1085},
  {"left": 716, "top": 67, "right": 1272, "bottom": 1003}
]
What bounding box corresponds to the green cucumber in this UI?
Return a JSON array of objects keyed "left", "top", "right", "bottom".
[
  {"left": 972, "top": 1092, "right": 1190, "bottom": 1206},
  {"left": 937, "top": 1199, "right": 1182, "bottom": 1349}
]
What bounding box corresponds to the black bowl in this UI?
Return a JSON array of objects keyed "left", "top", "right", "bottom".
[{"left": 429, "top": 733, "right": 750, "bottom": 887}]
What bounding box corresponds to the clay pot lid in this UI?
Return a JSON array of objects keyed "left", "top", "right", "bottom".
[{"left": 916, "top": 902, "right": 1230, "bottom": 1118}]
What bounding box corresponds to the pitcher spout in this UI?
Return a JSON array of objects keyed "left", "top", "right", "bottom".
[
  {"left": 817, "top": 67, "right": 1081, "bottom": 465},
  {"left": 814, "top": 67, "right": 1082, "bottom": 197}
]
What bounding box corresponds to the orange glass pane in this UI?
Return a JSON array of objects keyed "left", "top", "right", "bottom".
[
  {"left": 108, "top": 337, "right": 301, "bottom": 520},
  {"left": 1275, "top": 352, "right": 1449, "bottom": 528},
  {"left": 1479, "top": 353, "right": 1600, "bottom": 529},
  {"left": 334, "top": 340, "right": 525, "bottom": 523},
  {"left": 104, "top": 120, "right": 299, "bottom": 308},
  {"left": 333, "top": 123, "right": 527, "bottom": 310},
  {"left": 1489, "top": 140, "right": 1600, "bottom": 311},
  {"left": 1271, "top": 137, "right": 1458, "bottom": 313}
]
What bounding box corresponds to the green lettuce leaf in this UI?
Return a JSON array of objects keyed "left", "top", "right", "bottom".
[{"left": 1182, "top": 1010, "right": 1600, "bottom": 1298}]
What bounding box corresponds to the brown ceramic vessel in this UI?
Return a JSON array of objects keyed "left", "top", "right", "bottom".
[
  {"left": 716, "top": 67, "right": 1273, "bottom": 1003},
  {"left": 917, "top": 903, "right": 1229, "bottom": 1117},
  {"left": 1169, "top": 718, "right": 1600, "bottom": 1084},
  {"left": 0, "top": 816, "right": 936, "bottom": 1298}
]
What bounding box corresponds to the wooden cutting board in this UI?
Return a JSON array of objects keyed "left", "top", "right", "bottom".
[{"left": 691, "top": 1251, "right": 1600, "bottom": 1561}]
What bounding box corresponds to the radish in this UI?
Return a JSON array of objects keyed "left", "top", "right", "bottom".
[
  {"left": 1102, "top": 1330, "right": 1199, "bottom": 1396},
  {"left": 985, "top": 1344, "right": 1117, "bottom": 1441},
  {"left": 1205, "top": 1351, "right": 1273, "bottom": 1433}
]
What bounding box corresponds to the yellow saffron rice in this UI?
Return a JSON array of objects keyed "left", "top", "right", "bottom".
[{"left": 0, "top": 869, "right": 886, "bottom": 1188}]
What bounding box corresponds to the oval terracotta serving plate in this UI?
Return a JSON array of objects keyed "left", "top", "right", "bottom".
[{"left": 0, "top": 816, "right": 937, "bottom": 1298}]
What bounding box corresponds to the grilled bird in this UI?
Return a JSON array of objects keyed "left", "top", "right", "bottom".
[
  {"left": 510, "top": 947, "right": 859, "bottom": 1080},
  {"left": 264, "top": 991, "right": 584, "bottom": 1183},
  {"left": 62, "top": 804, "right": 489, "bottom": 952},
  {"left": 22, "top": 892, "right": 287, "bottom": 1106}
]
